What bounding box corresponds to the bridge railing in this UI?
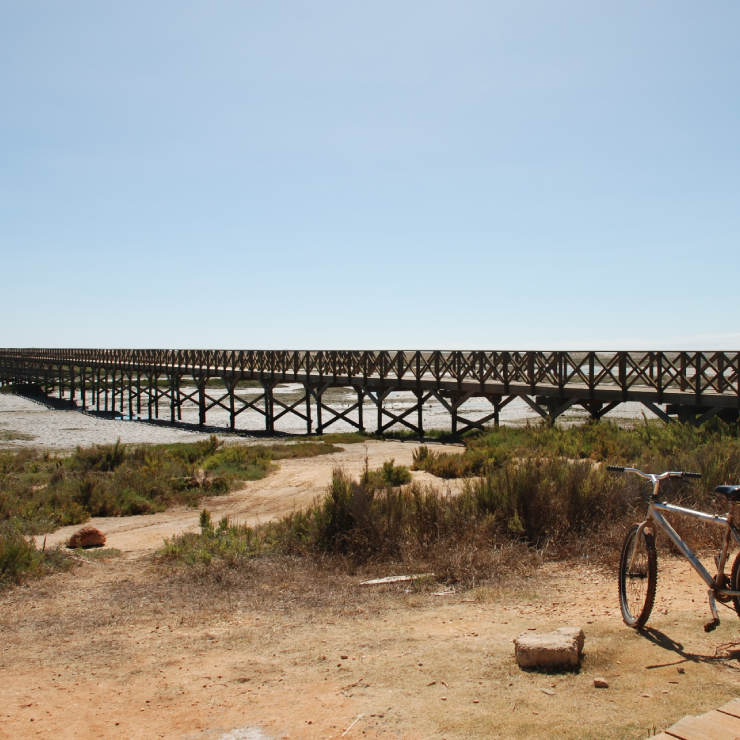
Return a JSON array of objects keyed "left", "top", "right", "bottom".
[{"left": 0, "top": 348, "right": 738, "bottom": 400}]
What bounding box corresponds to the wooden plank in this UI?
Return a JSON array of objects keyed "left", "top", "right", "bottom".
[
  {"left": 696, "top": 710, "right": 740, "bottom": 737},
  {"left": 666, "top": 711, "right": 740, "bottom": 740},
  {"left": 360, "top": 574, "right": 433, "bottom": 586},
  {"left": 665, "top": 716, "right": 717, "bottom": 740},
  {"left": 718, "top": 699, "right": 740, "bottom": 720}
]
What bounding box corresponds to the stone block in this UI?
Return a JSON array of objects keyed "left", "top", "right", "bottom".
[{"left": 514, "top": 627, "right": 584, "bottom": 669}]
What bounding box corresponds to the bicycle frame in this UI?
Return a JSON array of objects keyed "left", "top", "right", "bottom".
[{"left": 627, "top": 470, "right": 740, "bottom": 598}]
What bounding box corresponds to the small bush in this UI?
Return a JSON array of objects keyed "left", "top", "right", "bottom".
[
  {"left": 159, "top": 508, "right": 259, "bottom": 566},
  {"left": 0, "top": 523, "right": 71, "bottom": 585},
  {"left": 411, "top": 445, "right": 489, "bottom": 478},
  {"left": 361, "top": 459, "right": 412, "bottom": 489}
]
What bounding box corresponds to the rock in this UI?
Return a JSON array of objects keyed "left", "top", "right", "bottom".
[
  {"left": 593, "top": 678, "right": 609, "bottom": 688},
  {"left": 67, "top": 526, "right": 106, "bottom": 549},
  {"left": 514, "top": 627, "right": 584, "bottom": 670}
]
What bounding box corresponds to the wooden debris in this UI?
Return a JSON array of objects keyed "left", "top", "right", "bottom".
[
  {"left": 341, "top": 714, "right": 363, "bottom": 737},
  {"left": 359, "top": 574, "right": 433, "bottom": 586}
]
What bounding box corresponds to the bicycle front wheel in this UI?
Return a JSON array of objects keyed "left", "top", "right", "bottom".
[
  {"left": 729, "top": 550, "right": 740, "bottom": 619},
  {"left": 619, "top": 524, "right": 657, "bottom": 628}
]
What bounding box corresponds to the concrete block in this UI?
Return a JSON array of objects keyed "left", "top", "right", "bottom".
[{"left": 514, "top": 627, "right": 584, "bottom": 669}]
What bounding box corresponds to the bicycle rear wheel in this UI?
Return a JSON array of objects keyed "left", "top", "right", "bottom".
[{"left": 619, "top": 524, "right": 657, "bottom": 628}]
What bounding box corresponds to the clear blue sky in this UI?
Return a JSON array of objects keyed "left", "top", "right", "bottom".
[{"left": 1, "top": 2, "right": 738, "bottom": 350}]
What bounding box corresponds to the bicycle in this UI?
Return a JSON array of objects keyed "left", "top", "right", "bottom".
[{"left": 607, "top": 465, "right": 740, "bottom": 632}]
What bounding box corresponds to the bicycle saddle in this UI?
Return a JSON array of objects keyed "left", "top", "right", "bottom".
[{"left": 715, "top": 485, "right": 740, "bottom": 501}]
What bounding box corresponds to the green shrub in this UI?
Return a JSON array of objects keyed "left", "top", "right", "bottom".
[
  {"left": 159, "top": 508, "right": 259, "bottom": 566},
  {"left": 0, "top": 436, "right": 341, "bottom": 536},
  {"left": 414, "top": 419, "right": 740, "bottom": 494},
  {"left": 0, "top": 523, "right": 71, "bottom": 585},
  {"left": 361, "top": 459, "right": 412, "bottom": 489}
]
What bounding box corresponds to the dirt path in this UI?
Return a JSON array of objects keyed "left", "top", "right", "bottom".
[{"left": 38, "top": 440, "right": 462, "bottom": 555}]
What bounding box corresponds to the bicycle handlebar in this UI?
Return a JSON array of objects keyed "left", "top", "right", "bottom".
[{"left": 606, "top": 465, "right": 701, "bottom": 480}]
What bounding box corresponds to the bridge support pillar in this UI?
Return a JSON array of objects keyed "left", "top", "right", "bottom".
[
  {"left": 304, "top": 383, "right": 313, "bottom": 434},
  {"left": 168, "top": 374, "right": 182, "bottom": 423},
  {"left": 356, "top": 386, "right": 365, "bottom": 433},
  {"left": 261, "top": 380, "right": 276, "bottom": 433},
  {"left": 223, "top": 376, "right": 237, "bottom": 430},
  {"left": 415, "top": 390, "right": 424, "bottom": 437},
  {"left": 127, "top": 371, "right": 134, "bottom": 419},
  {"left": 80, "top": 366, "right": 86, "bottom": 410},
  {"left": 196, "top": 376, "right": 207, "bottom": 426},
  {"left": 136, "top": 370, "right": 142, "bottom": 418},
  {"left": 312, "top": 383, "right": 332, "bottom": 434}
]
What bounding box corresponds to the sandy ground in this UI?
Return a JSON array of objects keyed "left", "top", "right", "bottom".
[
  {"left": 0, "top": 391, "right": 660, "bottom": 450},
  {"left": 3, "top": 551, "right": 740, "bottom": 740},
  {"left": 0, "top": 393, "right": 216, "bottom": 449},
  {"left": 35, "top": 439, "right": 463, "bottom": 554},
  {"left": 2, "top": 395, "right": 734, "bottom": 739}
]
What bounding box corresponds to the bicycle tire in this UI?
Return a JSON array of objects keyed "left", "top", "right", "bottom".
[
  {"left": 619, "top": 524, "right": 657, "bottom": 628},
  {"left": 730, "top": 550, "right": 740, "bottom": 619}
]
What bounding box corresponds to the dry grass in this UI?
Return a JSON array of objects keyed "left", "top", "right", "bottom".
[
  {"left": 161, "top": 457, "right": 635, "bottom": 580},
  {"left": 3, "top": 549, "right": 740, "bottom": 740},
  {"left": 161, "top": 465, "right": 541, "bottom": 585}
]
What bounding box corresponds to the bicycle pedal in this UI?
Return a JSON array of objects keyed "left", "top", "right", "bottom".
[{"left": 704, "top": 618, "right": 720, "bottom": 633}]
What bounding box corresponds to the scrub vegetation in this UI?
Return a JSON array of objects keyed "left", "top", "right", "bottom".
[
  {"left": 0, "top": 436, "right": 339, "bottom": 584},
  {"left": 0, "top": 436, "right": 340, "bottom": 533},
  {"left": 160, "top": 419, "right": 740, "bottom": 583}
]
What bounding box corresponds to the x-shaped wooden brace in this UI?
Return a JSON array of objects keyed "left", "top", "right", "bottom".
[
  {"left": 179, "top": 384, "right": 201, "bottom": 407},
  {"left": 197, "top": 380, "right": 267, "bottom": 422},
  {"left": 432, "top": 392, "right": 516, "bottom": 434},
  {"left": 578, "top": 400, "right": 620, "bottom": 420},
  {"left": 641, "top": 400, "right": 672, "bottom": 424},
  {"left": 521, "top": 395, "right": 578, "bottom": 421},
  {"left": 272, "top": 391, "right": 309, "bottom": 424},
  {"left": 311, "top": 383, "right": 362, "bottom": 432},
  {"left": 145, "top": 376, "right": 173, "bottom": 405},
  {"left": 369, "top": 389, "right": 434, "bottom": 434},
  {"left": 229, "top": 390, "right": 267, "bottom": 419}
]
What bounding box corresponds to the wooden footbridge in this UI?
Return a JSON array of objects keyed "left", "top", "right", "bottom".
[{"left": 1, "top": 349, "right": 738, "bottom": 435}]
